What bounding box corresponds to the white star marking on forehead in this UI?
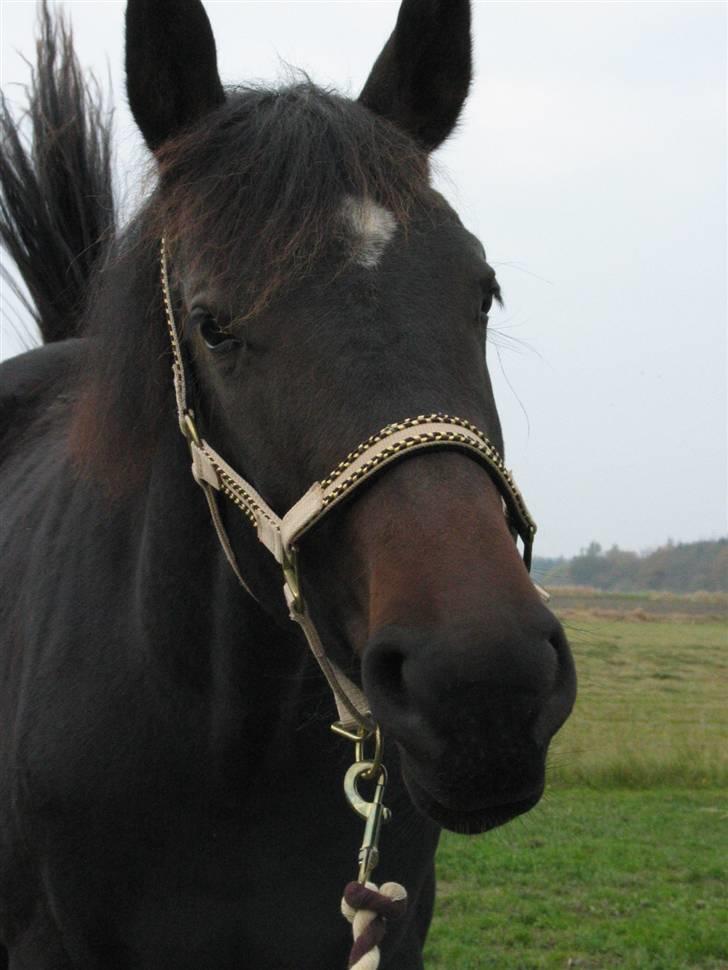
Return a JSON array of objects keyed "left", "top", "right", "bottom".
[{"left": 341, "top": 196, "right": 397, "bottom": 268}]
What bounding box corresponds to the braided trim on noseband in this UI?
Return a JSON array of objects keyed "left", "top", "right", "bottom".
[
  {"left": 207, "top": 456, "right": 273, "bottom": 528},
  {"left": 316, "top": 416, "right": 535, "bottom": 552},
  {"left": 323, "top": 412, "right": 501, "bottom": 487}
]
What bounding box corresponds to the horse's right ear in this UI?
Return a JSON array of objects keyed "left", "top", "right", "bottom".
[{"left": 125, "top": 0, "right": 225, "bottom": 152}]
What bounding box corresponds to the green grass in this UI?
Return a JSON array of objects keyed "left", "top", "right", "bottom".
[
  {"left": 423, "top": 594, "right": 727, "bottom": 967},
  {"left": 549, "top": 608, "right": 727, "bottom": 788},
  {"left": 425, "top": 788, "right": 728, "bottom": 969}
]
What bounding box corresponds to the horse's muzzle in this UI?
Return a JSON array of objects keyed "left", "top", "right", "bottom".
[{"left": 361, "top": 616, "right": 576, "bottom": 833}]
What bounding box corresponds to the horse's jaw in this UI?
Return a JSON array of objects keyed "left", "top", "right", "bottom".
[{"left": 398, "top": 750, "right": 545, "bottom": 835}]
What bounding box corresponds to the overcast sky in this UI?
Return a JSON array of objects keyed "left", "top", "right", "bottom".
[{"left": 1, "top": 1, "right": 726, "bottom": 558}]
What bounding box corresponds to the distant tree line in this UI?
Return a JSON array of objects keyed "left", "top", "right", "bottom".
[{"left": 532, "top": 539, "right": 728, "bottom": 593}]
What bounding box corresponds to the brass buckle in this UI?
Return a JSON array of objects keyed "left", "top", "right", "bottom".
[
  {"left": 330, "top": 722, "right": 371, "bottom": 743},
  {"left": 282, "top": 546, "right": 302, "bottom": 613},
  {"left": 180, "top": 410, "right": 201, "bottom": 447}
]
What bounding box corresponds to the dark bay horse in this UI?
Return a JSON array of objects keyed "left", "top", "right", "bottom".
[{"left": 0, "top": 1, "right": 576, "bottom": 967}]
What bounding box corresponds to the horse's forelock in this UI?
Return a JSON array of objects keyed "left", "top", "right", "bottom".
[{"left": 151, "top": 83, "right": 429, "bottom": 317}]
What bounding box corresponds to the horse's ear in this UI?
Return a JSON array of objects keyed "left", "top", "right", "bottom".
[
  {"left": 125, "top": 0, "right": 225, "bottom": 152},
  {"left": 359, "top": 0, "right": 472, "bottom": 152}
]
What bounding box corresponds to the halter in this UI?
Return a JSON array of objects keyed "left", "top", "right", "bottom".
[
  {"left": 160, "top": 237, "right": 537, "bottom": 733},
  {"left": 160, "top": 237, "right": 542, "bottom": 944}
]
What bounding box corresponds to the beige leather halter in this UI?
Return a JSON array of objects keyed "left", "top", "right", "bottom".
[{"left": 160, "top": 238, "right": 537, "bottom": 733}]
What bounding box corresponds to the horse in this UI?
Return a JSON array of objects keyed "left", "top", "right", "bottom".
[{"left": 0, "top": 1, "right": 576, "bottom": 967}]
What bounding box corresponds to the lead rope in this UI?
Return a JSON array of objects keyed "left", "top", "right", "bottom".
[{"left": 341, "top": 883, "right": 408, "bottom": 970}]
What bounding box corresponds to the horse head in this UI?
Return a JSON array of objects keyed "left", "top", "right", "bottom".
[{"left": 124, "top": 0, "right": 576, "bottom": 834}]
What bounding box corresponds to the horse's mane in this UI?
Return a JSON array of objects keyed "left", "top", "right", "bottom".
[
  {"left": 71, "top": 83, "right": 429, "bottom": 490},
  {"left": 0, "top": 1, "right": 115, "bottom": 345}
]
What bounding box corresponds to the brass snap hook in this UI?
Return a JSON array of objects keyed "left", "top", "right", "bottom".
[{"left": 343, "top": 761, "right": 391, "bottom": 884}]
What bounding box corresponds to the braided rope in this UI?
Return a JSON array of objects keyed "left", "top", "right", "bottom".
[{"left": 341, "top": 881, "right": 408, "bottom": 970}]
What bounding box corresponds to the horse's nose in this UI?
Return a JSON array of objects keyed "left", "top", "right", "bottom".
[{"left": 361, "top": 611, "right": 575, "bottom": 756}]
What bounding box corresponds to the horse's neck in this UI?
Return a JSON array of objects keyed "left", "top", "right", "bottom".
[{"left": 133, "top": 419, "right": 314, "bottom": 740}]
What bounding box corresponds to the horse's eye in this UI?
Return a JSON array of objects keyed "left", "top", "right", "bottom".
[
  {"left": 480, "top": 284, "right": 501, "bottom": 322},
  {"left": 193, "top": 311, "right": 241, "bottom": 353}
]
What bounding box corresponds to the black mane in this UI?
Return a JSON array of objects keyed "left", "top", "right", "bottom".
[{"left": 0, "top": 2, "right": 115, "bottom": 344}]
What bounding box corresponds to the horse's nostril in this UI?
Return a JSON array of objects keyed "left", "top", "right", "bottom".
[
  {"left": 531, "top": 619, "right": 577, "bottom": 745},
  {"left": 548, "top": 619, "right": 573, "bottom": 668}
]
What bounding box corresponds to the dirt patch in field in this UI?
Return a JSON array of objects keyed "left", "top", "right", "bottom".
[
  {"left": 547, "top": 588, "right": 728, "bottom": 621},
  {"left": 557, "top": 607, "right": 727, "bottom": 623}
]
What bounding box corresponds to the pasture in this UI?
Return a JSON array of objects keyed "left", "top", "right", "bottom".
[{"left": 426, "top": 590, "right": 728, "bottom": 968}]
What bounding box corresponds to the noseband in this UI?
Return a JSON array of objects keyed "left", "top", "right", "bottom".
[{"left": 160, "top": 239, "right": 537, "bottom": 732}]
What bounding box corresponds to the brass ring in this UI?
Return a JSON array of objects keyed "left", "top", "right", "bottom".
[{"left": 356, "top": 725, "right": 383, "bottom": 780}]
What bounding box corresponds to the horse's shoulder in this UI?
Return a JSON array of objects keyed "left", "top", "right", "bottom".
[{"left": 0, "top": 339, "right": 81, "bottom": 452}]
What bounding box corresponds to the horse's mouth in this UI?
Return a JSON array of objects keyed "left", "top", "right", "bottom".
[{"left": 402, "top": 767, "right": 543, "bottom": 835}]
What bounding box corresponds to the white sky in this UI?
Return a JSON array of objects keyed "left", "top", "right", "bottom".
[{"left": 1, "top": 1, "right": 726, "bottom": 558}]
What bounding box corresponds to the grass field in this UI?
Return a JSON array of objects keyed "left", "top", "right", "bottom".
[
  {"left": 424, "top": 590, "right": 728, "bottom": 969},
  {"left": 426, "top": 788, "right": 727, "bottom": 969},
  {"left": 550, "top": 592, "right": 727, "bottom": 788}
]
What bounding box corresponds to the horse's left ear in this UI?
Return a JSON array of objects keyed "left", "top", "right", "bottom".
[
  {"left": 125, "top": 0, "right": 225, "bottom": 152},
  {"left": 358, "top": 0, "right": 472, "bottom": 152}
]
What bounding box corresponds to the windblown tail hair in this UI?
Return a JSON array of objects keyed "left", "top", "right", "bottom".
[{"left": 0, "top": 1, "right": 115, "bottom": 344}]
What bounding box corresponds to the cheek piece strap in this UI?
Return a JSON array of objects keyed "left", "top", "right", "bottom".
[{"left": 160, "top": 238, "right": 538, "bottom": 733}]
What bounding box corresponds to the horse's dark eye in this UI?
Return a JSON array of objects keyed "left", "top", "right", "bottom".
[
  {"left": 194, "top": 311, "right": 241, "bottom": 353},
  {"left": 480, "top": 284, "right": 501, "bottom": 322}
]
